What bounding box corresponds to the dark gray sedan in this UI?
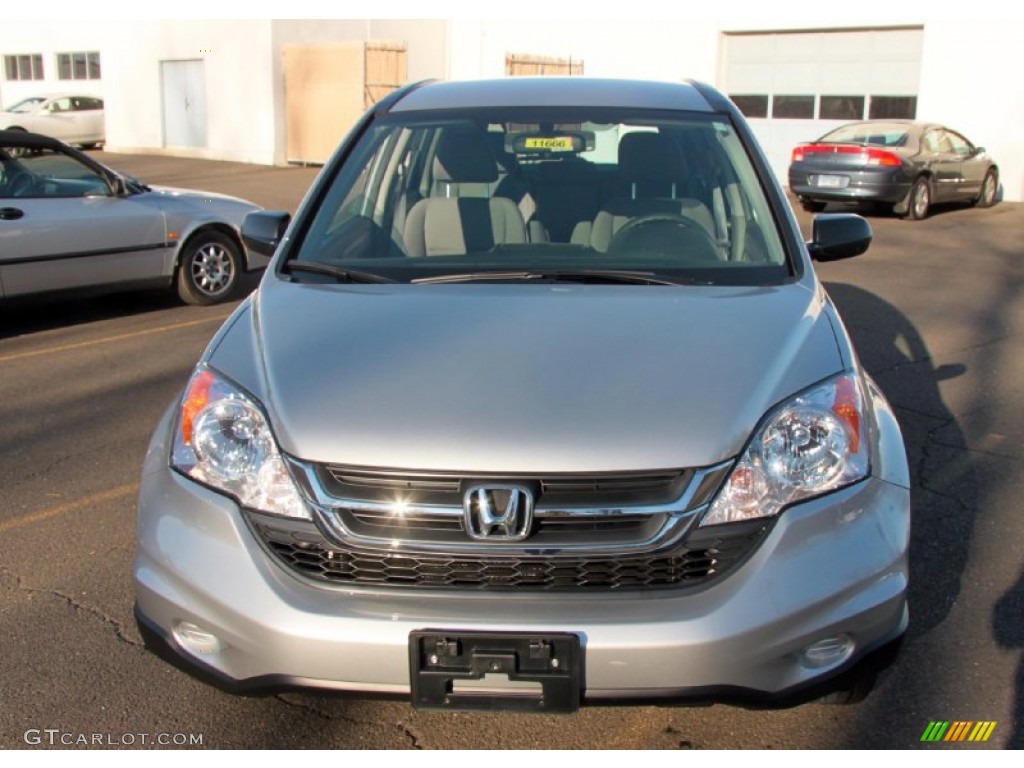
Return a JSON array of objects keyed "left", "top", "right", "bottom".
[
  {"left": 788, "top": 120, "right": 999, "bottom": 220},
  {"left": 0, "top": 130, "right": 266, "bottom": 304}
]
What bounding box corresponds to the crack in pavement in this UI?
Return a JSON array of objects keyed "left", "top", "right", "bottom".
[
  {"left": 397, "top": 721, "right": 425, "bottom": 750},
  {"left": 2, "top": 567, "right": 141, "bottom": 648},
  {"left": 273, "top": 694, "right": 364, "bottom": 727},
  {"left": 893, "top": 405, "right": 1021, "bottom": 464},
  {"left": 913, "top": 416, "right": 975, "bottom": 513},
  {"left": 275, "top": 694, "right": 331, "bottom": 720},
  {"left": 854, "top": 331, "right": 1017, "bottom": 377}
]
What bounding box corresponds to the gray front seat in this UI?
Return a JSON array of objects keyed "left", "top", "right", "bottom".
[{"left": 404, "top": 127, "right": 527, "bottom": 257}]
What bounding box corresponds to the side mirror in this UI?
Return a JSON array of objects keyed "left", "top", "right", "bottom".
[
  {"left": 807, "top": 213, "right": 872, "bottom": 261},
  {"left": 242, "top": 210, "right": 291, "bottom": 257}
]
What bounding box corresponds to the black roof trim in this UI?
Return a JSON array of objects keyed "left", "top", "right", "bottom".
[
  {"left": 0, "top": 130, "right": 68, "bottom": 149},
  {"left": 374, "top": 79, "right": 439, "bottom": 115}
]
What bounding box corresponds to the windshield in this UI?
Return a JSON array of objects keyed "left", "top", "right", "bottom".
[
  {"left": 6, "top": 97, "right": 46, "bottom": 113},
  {"left": 819, "top": 122, "right": 911, "bottom": 147},
  {"left": 289, "top": 108, "right": 789, "bottom": 285}
]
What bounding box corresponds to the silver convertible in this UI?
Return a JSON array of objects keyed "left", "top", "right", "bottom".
[
  {"left": 0, "top": 131, "right": 266, "bottom": 305},
  {"left": 135, "top": 78, "right": 910, "bottom": 710}
]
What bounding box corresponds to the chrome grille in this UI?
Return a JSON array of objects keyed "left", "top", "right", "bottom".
[
  {"left": 286, "top": 458, "right": 732, "bottom": 556},
  {"left": 320, "top": 465, "right": 688, "bottom": 505}
]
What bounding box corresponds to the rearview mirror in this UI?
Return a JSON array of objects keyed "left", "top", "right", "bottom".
[
  {"left": 807, "top": 213, "right": 872, "bottom": 261},
  {"left": 242, "top": 210, "right": 291, "bottom": 257}
]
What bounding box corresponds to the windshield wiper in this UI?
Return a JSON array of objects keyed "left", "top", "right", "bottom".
[
  {"left": 413, "top": 269, "right": 693, "bottom": 286},
  {"left": 282, "top": 260, "right": 396, "bottom": 284}
]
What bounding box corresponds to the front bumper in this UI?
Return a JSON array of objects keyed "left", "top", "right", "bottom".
[{"left": 134, "top": 411, "right": 910, "bottom": 705}]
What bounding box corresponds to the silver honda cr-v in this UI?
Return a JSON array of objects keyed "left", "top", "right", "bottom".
[{"left": 134, "top": 78, "right": 910, "bottom": 712}]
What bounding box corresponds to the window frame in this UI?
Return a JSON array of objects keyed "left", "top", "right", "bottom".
[
  {"left": 56, "top": 50, "right": 101, "bottom": 81},
  {"left": 4, "top": 53, "right": 44, "bottom": 81},
  {"left": 770, "top": 95, "right": 815, "bottom": 120}
]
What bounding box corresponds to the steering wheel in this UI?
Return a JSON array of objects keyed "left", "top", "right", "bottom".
[{"left": 607, "top": 213, "right": 721, "bottom": 264}]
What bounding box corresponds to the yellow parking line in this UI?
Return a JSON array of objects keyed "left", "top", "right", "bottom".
[
  {"left": 0, "top": 483, "right": 139, "bottom": 534},
  {"left": 0, "top": 315, "right": 227, "bottom": 365}
]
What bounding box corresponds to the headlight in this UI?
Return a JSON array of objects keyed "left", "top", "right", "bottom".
[
  {"left": 700, "top": 372, "right": 869, "bottom": 527},
  {"left": 171, "top": 366, "right": 310, "bottom": 519}
]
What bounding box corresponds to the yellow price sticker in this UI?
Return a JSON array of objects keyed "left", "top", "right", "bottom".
[{"left": 523, "top": 137, "right": 575, "bottom": 151}]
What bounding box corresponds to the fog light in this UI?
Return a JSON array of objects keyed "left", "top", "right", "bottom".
[
  {"left": 174, "top": 622, "right": 223, "bottom": 655},
  {"left": 801, "top": 634, "right": 854, "bottom": 668}
]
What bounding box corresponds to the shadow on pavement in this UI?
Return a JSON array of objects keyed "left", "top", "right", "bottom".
[
  {"left": 824, "top": 282, "right": 978, "bottom": 748},
  {"left": 0, "top": 272, "right": 261, "bottom": 341}
]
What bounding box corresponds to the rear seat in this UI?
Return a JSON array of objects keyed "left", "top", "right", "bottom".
[
  {"left": 532, "top": 158, "right": 606, "bottom": 243},
  {"left": 487, "top": 134, "right": 547, "bottom": 243}
]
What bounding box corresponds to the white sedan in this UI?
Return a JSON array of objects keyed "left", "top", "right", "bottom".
[
  {"left": 0, "top": 130, "right": 270, "bottom": 305},
  {"left": 1, "top": 94, "right": 105, "bottom": 149}
]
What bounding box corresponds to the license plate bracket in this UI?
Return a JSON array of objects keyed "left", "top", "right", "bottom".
[{"left": 409, "top": 629, "right": 582, "bottom": 712}]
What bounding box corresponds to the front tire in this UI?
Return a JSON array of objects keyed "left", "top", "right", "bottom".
[
  {"left": 176, "top": 231, "right": 243, "bottom": 306},
  {"left": 907, "top": 177, "right": 931, "bottom": 220},
  {"left": 975, "top": 168, "right": 998, "bottom": 208}
]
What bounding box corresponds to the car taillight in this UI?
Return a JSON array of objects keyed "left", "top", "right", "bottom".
[
  {"left": 864, "top": 148, "right": 901, "bottom": 167},
  {"left": 792, "top": 144, "right": 901, "bottom": 168}
]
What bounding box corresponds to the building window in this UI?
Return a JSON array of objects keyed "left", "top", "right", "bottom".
[
  {"left": 820, "top": 95, "right": 865, "bottom": 121},
  {"left": 771, "top": 95, "right": 815, "bottom": 119},
  {"left": 4, "top": 54, "right": 44, "bottom": 81},
  {"left": 57, "top": 51, "right": 101, "bottom": 80},
  {"left": 505, "top": 53, "right": 583, "bottom": 76},
  {"left": 869, "top": 95, "right": 917, "bottom": 119},
  {"left": 729, "top": 94, "right": 769, "bottom": 118}
]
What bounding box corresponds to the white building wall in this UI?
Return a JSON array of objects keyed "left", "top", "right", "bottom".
[
  {"left": 0, "top": 21, "right": 110, "bottom": 108},
  {"left": 448, "top": 20, "right": 719, "bottom": 83},
  {"left": 917, "top": 21, "right": 1024, "bottom": 203},
  {"left": 103, "top": 20, "right": 277, "bottom": 165}
]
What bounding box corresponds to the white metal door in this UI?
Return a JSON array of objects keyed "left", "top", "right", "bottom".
[{"left": 161, "top": 59, "right": 207, "bottom": 149}]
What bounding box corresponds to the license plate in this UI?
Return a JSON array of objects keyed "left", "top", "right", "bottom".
[
  {"left": 813, "top": 174, "right": 848, "bottom": 189},
  {"left": 409, "top": 630, "right": 582, "bottom": 712}
]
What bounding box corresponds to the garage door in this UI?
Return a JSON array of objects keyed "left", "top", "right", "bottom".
[{"left": 720, "top": 27, "right": 923, "bottom": 186}]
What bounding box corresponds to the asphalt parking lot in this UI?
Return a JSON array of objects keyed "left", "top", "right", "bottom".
[{"left": 2, "top": 151, "right": 1022, "bottom": 749}]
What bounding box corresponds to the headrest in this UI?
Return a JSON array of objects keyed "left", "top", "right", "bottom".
[
  {"left": 434, "top": 126, "right": 499, "bottom": 184},
  {"left": 486, "top": 133, "right": 518, "bottom": 173},
  {"left": 618, "top": 132, "right": 683, "bottom": 183}
]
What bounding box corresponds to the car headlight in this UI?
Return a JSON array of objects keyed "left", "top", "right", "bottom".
[
  {"left": 170, "top": 365, "right": 310, "bottom": 519},
  {"left": 700, "top": 372, "right": 869, "bottom": 527}
]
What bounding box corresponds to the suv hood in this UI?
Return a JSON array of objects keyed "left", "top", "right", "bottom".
[{"left": 227, "top": 279, "right": 843, "bottom": 473}]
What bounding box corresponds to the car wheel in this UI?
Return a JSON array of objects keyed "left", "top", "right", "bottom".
[
  {"left": 176, "top": 231, "right": 244, "bottom": 306},
  {"left": 800, "top": 199, "right": 827, "bottom": 213},
  {"left": 907, "top": 177, "right": 931, "bottom": 220},
  {"left": 975, "top": 168, "right": 998, "bottom": 208}
]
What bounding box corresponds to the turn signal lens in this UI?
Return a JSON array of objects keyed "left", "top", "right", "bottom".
[{"left": 181, "top": 369, "right": 216, "bottom": 446}]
